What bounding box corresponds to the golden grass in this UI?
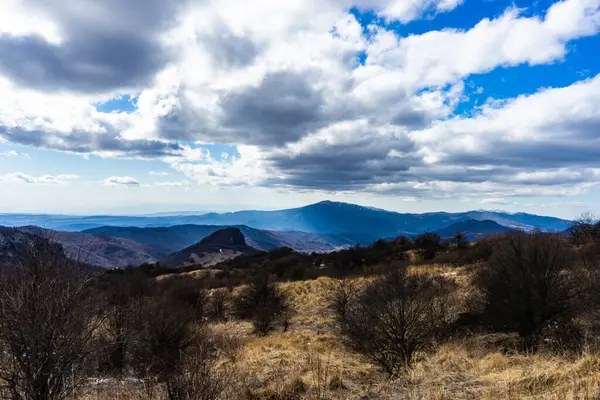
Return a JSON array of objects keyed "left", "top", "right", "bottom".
[
  {"left": 229, "top": 276, "right": 600, "bottom": 399},
  {"left": 86, "top": 270, "right": 600, "bottom": 399}
]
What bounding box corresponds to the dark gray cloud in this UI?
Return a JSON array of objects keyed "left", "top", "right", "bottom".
[
  {"left": 0, "top": 125, "right": 184, "bottom": 159},
  {"left": 265, "top": 132, "right": 420, "bottom": 190},
  {"left": 445, "top": 138, "right": 600, "bottom": 169},
  {"left": 0, "top": 0, "right": 189, "bottom": 93},
  {"left": 217, "top": 71, "right": 328, "bottom": 145}
]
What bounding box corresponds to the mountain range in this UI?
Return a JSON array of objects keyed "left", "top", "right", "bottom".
[
  {"left": 0, "top": 201, "right": 570, "bottom": 235},
  {"left": 0, "top": 201, "right": 572, "bottom": 269}
]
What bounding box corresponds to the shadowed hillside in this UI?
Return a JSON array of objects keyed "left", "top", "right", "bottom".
[
  {"left": 435, "top": 219, "right": 512, "bottom": 240},
  {"left": 163, "top": 227, "right": 258, "bottom": 266}
]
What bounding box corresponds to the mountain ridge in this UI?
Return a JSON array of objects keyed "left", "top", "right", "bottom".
[
  {"left": 435, "top": 219, "right": 513, "bottom": 241},
  {"left": 0, "top": 201, "right": 571, "bottom": 248}
]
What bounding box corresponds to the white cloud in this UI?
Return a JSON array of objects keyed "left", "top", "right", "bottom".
[
  {"left": 153, "top": 180, "right": 192, "bottom": 190},
  {"left": 0, "top": 172, "right": 78, "bottom": 185},
  {"left": 103, "top": 176, "right": 140, "bottom": 186},
  {"left": 149, "top": 171, "right": 169, "bottom": 176},
  {"left": 0, "top": 0, "right": 600, "bottom": 205},
  {"left": 0, "top": 0, "right": 63, "bottom": 44},
  {"left": 0, "top": 150, "right": 18, "bottom": 157},
  {"left": 358, "top": 0, "right": 464, "bottom": 23}
]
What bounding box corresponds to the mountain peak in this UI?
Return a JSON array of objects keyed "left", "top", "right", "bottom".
[
  {"left": 198, "top": 227, "right": 247, "bottom": 247},
  {"left": 163, "top": 227, "right": 257, "bottom": 266},
  {"left": 309, "top": 200, "right": 388, "bottom": 212}
]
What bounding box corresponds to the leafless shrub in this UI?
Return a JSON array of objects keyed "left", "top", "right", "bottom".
[
  {"left": 333, "top": 263, "right": 457, "bottom": 375},
  {"left": 161, "top": 333, "right": 234, "bottom": 400},
  {"left": 414, "top": 232, "right": 442, "bottom": 260},
  {"left": 232, "top": 273, "right": 291, "bottom": 335},
  {"left": 159, "top": 277, "right": 207, "bottom": 321},
  {"left": 0, "top": 238, "right": 102, "bottom": 400},
  {"left": 476, "top": 231, "right": 579, "bottom": 348},
  {"left": 130, "top": 296, "right": 233, "bottom": 400},
  {"left": 209, "top": 288, "right": 230, "bottom": 322},
  {"left": 326, "top": 277, "right": 358, "bottom": 326}
]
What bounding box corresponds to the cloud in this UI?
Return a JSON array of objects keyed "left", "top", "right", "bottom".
[
  {"left": 153, "top": 180, "right": 192, "bottom": 190},
  {"left": 0, "top": 0, "right": 189, "bottom": 93},
  {"left": 0, "top": 172, "right": 78, "bottom": 184},
  {"left": 357, "top": 0, "right": 464, "bottom": 23},
  {"left": 0, "top": 0, "right": 600, "bottom": 203},
  {"left": 103, "top": 176, "right": 140, "bottom": 186},
  {"left": 0, "top": 150, "right": 18, "bottom": 157},
  {"left": 149, "top": 171, "right": 169, "bottom": 176}
]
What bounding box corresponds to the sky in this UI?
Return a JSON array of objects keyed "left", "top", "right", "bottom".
[{"left": 1, "top": 0, "right": 600, "bottom": 218}]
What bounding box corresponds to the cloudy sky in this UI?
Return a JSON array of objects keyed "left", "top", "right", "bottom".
[{"left": 0, "top": 0, "right": 599, "bottom": 217}]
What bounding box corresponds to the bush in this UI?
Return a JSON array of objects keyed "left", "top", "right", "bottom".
[
  {"left": 414, "top": 232, "right": 442, "bottom": 260},
  {"left": 0, "top": 239, "right": 101, "bottom": 400},
  {"left": 232, "top": 273, "right": 291, "bottom": 335},
  {"left": 477, "top": 232, "right": 579, "bottom": 347},
  {"left": 333, "top": 263, "right": 456, "bottom": 374},
  {"left": 130, "top": 296, "right": 232, "bottom": 400},
  {"left": 326, "top": 278, "right": 357, "bottom": 322},
  {"left": 208, "top": 288, "right": 231, "bottom": 322}
]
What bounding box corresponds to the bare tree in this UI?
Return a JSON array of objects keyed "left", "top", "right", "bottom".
[
  {"left": 333, "top": 263, "right": 456, "bottom": 375},
  {"left": 0, "top": 238, "right": 101, "bottom": 400},
  {"left": 477, "top": 231, "right": 578, "bottom": 347}
]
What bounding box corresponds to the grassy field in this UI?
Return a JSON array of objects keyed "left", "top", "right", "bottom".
[{"left": 82, "top": 270, "right": 600, "bottom": 399}]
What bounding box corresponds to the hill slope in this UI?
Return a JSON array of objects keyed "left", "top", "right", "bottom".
[
  {"left": 435, "top": 219, "right": 512, "bottom": 241},
  {"left": 163, "top": 227, "right": 257, "bottom": 266},
  {"left": 15, "top": 226, "right": 162, "bottom": 268}
]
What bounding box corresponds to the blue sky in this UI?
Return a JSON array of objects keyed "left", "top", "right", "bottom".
[{"left": 1, "top": 0, "right": 600, "bottom": 218}]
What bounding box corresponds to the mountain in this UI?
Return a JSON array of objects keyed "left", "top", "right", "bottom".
[
  {"left": 0, "top": 227, "right": 40, "bottom": 266},
  {"left": 169, "top": 201, "right": 569, "bottom": 243},
  {"left": 163, "top": 227, "right": 257, "bottom": 266},
  {"left": 14, "top": 226, "right": 162, "bottom": 268},
  {"left": 0, "top": 202, "right": 571, "bottom": 245},
  {"left": 0, "top": 227, "right": 73, "bottom": 267},
  {"left": 435, "top": 219, "right": 513, "bottom": 241},
  {"left": 84, "top": 224, "right": 344, "bottom": 253}
]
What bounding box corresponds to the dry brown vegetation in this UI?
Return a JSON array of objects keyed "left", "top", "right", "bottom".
[{"left": 4, "top": 226, "right": 600, "bottom": 399}]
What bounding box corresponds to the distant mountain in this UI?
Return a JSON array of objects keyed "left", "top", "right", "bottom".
[
  {"left": 0, "top": 227, "right": 40, "bottom": 266},
  {"left": 0, "top": 201, "right": 571, "bottom": 246},
  {"left": 14, "top": 226, "right": 162, "bottom": 268},
  {"left": 84, "top": 224, "right": 344, "bottom": 253},
  {"left": 435, "top": 219, "right": 512, "bottom": 241},
  {"left": 163, "top": 228, "right": 257, "bottom": 266},
  {"left": 0, "top": 227, "right": 70, "bottom": 267},
  {"left": 172, "top": 201, "right": 569, "bottom": 243}
]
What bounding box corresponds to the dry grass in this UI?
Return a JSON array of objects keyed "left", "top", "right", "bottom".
[
  {"left": 229, "top": 276, "right": 600, "bottom": 399},
  {"left": 80, "top": 270, "right": 600, "bottom": 399}
]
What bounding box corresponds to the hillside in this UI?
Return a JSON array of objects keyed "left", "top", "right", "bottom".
[
  {"left": 0, "top": 227, "right": 42, "bottom": 265},
  {"left": 15, "top": 226, "right": 161, "bottom": 268},
  {"left": 84, "top": 224, "right": 344, "bottom": 253},
  {"left": 435, "top": 219, "right": 512, "bottom": 241},
  {"left": 163, "top": 227, "right": 257, "bottom": 266},
  {"left": 0, "top": 227, "right": 73, "bottom": 268}
]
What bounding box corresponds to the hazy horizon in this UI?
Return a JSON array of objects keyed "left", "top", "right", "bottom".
[{"left": 0, "top": 199, "right": 574, "bottom": 221}]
